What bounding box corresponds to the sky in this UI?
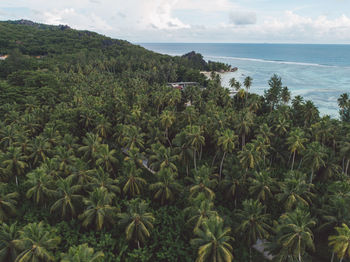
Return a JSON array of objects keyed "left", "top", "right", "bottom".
[{"left": 1, "top": 0, "right": 350, "bottom": 43}]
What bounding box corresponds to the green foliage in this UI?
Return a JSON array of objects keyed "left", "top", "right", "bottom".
[{"left": 0, "top": 20, "right": 348, "bottom": 262}]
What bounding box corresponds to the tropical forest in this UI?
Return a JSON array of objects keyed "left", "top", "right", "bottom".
[{"left": 1, "top": 20, "right": 350, "bottom": 262}]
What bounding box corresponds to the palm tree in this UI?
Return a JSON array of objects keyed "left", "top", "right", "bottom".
[
  {"left": 95, "top": 116, "right": 111, "bottom": 139},
  {"left": 329, "top": 223, "right": 350, "bottom": 262},
  {"left": 118, "top": 199, "right": 155, "bottom": 248},
  {"left": 184, "top": 125, "right": 205, "bottom": 170},
  {"left": 276, "top": 209, "right": 315, "bottom": 261},
  {"left": 122, "top": 163, "right": 147, "bottom": 198},
  {"left": 95, "top": 144, "right": 118, "bottom": 173},
  {"left": 190, "top": 215, "right": 233, "bottom": 262},
  {"left": 61, "top": 243, "right": 104, "bottom": 262},
  {"left": 248, "top": 170, "right": 277, "bottom": 204},
  {"left": 276, "top": 173, "right": 314, "bottom": 211},
  {"left": 149, "top": 168, "right": 181, "bottom": 205},
  {"left": 217, "top": 129, "right": 238, "bottom": 179},
  {"left": 287, "top": 128, "right": 308, "bottom": 170},
  {"left": 238, "top": 143, "right": 260, "bottom": 171},
  {"left": 29, "top": 136, "right": 51, "bottom": 166},
  {"left": 185, "top": 200, "right": 219, "bottom": 232},
  {"left": 0, "top": 183, "right": 19, "bottom": 222},
  {"left": 78, "top": 132, "right": 102, "bottom": 163},
  {"left": 50, "top": 177, "right": 82, "bottom": 219},
  {"left": 190, "top": 165, "right": 217, "bottom": 201},
  {"left": 303, "top": 141, "right": 327, "bottom": 183},
  {"left": 229, "top": 77, "right": 241, "bottom": 91},
  {"left": 219, "top": 169, "right": 244, "bottom": 204},
  {"left": 0, "top": 222, "right": 19, "bottom": 262},
  {"left": 148, "top": 143, "right": 178, "bottom": 173},
  {"left": 160, "top": 110, "right": 176, "bottom": 146},
  {"left": 1, "top": 146, "right": 27, "bottom": 185},
  {"left": 235, "top": 199, "right": 271, "bottom": 262},
  {"left": 53, "top": 146, "right": 76, "bottom": 175},
  {"left": 90, "top": 167, "right": 120, "bottom": 196},
  {"left": 79, "top": 187, "right": 117, "bottom": 230},
  {"left": 13, "top": 221, "right": 60, "bottom": 262},
  {"left": 119, "top": 125, "right": 145, "bottom": 150},
  {"left": 244, "top": 76, "right": 253, "bottom": 93},
  {"left": 234, "top": 109, "right": 254, "bottom": 148},
  {"left": 25, "top": 168, "right": 55, "bottom": 205}
]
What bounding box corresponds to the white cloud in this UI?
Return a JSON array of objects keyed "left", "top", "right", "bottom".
[
  {"left": 1, "top": 1, "right": 350, "bottom": 43},
  {"left": 229, "top": 11, "right": 257, "bottom": 25}
]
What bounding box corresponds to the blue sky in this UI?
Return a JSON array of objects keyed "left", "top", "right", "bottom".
[{"left": 1, "top": 0, "right": 350, "bottom": 43}]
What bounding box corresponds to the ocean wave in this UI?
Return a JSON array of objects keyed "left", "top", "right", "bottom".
[{"left": 204, "top": 55, "right": 342, "bottom": 68}]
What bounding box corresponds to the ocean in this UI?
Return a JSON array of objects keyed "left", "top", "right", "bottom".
[{"left": 139, "top": 43, "right": 350, "bottom": 118}]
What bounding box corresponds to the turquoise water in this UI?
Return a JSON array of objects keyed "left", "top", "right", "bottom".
[{"left": 139, "top": 43, "right": 350, "bottom": 117}]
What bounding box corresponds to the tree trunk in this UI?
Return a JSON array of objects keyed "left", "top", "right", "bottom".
[
  {"left": 249, "top": 247, "right": 252, "bottom": 262},
  {"left": 331, "top": 251, "right": 334, "bottom": 262},
  {"left": 165, "top": 128, "right": 172, "bottom": 147},
  {"left": 291, "top": 151, "right": 296, "bottom": 170},
  {"left": 340, "top": 256, "right": 343, "bottom": 262},
  {"left": 242, "top": 133, "right": 246, "bottom": 149},
  {"left": 211, "top": 151, "right": 218, "bottom": 168},
  {"left": 15, "top": 175, "right": 18, "bottom": 186},
  {"left": 137, "top": 240, "right": 140, "bottom": 249},
  {"left": 193, "top": 149, "right": 197, "bottom": 170},
  {"left": 309, "top": 169, "right": 314, "bottom": 184},
  {"left": 199, "top": 145, "right": 203, "bottom": 161},
  {"left": 345, "top": 159, "right": 349, "bottom": 175},
  {"left": 219, "top": 152, "right": 226, "bottom": 180}
]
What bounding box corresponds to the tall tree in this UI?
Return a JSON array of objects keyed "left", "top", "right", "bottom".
[
  {"left": 13, "top": 222, "right": 61, "bottom": 262},
  {"left": 191, "top": 215, "right": 233, "bottom": 262},
  {"left": 217, "top": 129, "right": 238, "bottom": 179},
  {"left": 329, "top": 223, "right": 350, "bottom": 262},
  {"left": 118, "top": 199, "right": 155, "bottom": 248}
]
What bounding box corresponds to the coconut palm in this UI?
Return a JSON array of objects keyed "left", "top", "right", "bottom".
[
  {"left": 287, "top": 128, "right": 308, "bottom": 170},
  {"left": 50, "top": 177, "right": 82, "bottom": 219},
  {"left": 238, "top": 143, "right": 261, "bottom": 171},
  {"left": 234, "top": 109, "right": 254, "bottom": 148},
  {"left": 148, "top": 143, "right": 178, "bottom": 173},
  {"left": 53, "top": 146, "right": 76, "bottom": 175},
  {"left": 244, "top": 76, "right": 253, "bottom": 93},
  {"left": 235, "top": 199, "right": 271, "bottom": 261},
  {"left": 160, "top": 110, "right": 176, "bottom": 146},
  {"left": 149, "top": 168, "right": 181, "bottom": 205},
  {"left": 95, "top": 144, "right": 118, "bottom": 173},
  {"left": 329, "top": 223, "right": 350, "bottom": 262},
  {"left": 89, "top": 167, "right": 120, "bottom": 197},
  {"left": 78, "top": 132, "right": 102, "bottom": 163},
  {"left": 13, "top": 221, "right": 60, "bottom": 262},
  {"left": 25, "top": 168, "right": 55, "bottom": 205},
  {"left": 1, "top": 146, "right": 27, "bottom": 185},
  {"left": 0, "top": 222, "right": 19, "bottom": 262},
  {"left": 219, "top": 169, "right": 244, "bottom": 204},
  {"left": 118, "top": 199, "right": 155, "bottom": 248},
  {"left": 185, "top": 200, "right": 219, "bottom": 232},
  {"left": 303, "top": 141, "right": 327, "bottom": 183},
  {"left": 61, "top": 243, "right": 104, "bottom": 262},
  {"left": 79, "top": 187, "right": 117, "bottom": 230},
  {"left": 95, "top": 116, "right": 111, "bottom": 140},
  {"left": 217, "top": 129, "right": 238, "bottom": 179},
  {"left": 248, "top": 170, "right": 277, "bottom": 204},
  {"left": 276, "top": 209, "right": 315, "bottom": 261},
  {"left": 276, "top": 173, "right": 314, "bottom": 211},
  {"left": 191, "top": 215, "right": 233, "bottom": 262},
  {"left": 184, "top": 125, "right": 205, "bottom": 170},
  {"left": 29, "top": 136, "right": 51, "bottom": 166},
  {"left": 0, "top": 183, "right": 19, "bottom": 222},
  {"left": 190, "top": 165, "right": 217, "bottom": 201},
  {"left": 119, "top": 125, "right": 145, "bottom": 150},
  {"left": 122, "top": 163, "right": 147, "bottom": 198}
]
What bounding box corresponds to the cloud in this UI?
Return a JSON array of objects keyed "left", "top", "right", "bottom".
[{"left": 229, "top": 11, "right": 257, "bottom": 25}]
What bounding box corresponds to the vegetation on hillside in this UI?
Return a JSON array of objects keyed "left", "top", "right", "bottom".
[{"left": 0, "top": 20, "right": 350, "bottom": 262}]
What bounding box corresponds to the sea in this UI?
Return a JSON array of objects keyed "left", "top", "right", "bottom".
[{"left": 139, "top": 43, "right": 350, "bottom": 118}]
